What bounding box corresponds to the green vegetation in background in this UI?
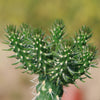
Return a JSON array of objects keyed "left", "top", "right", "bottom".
[{"left": 0, "top": 0, "right": 100, "bottom": 47}]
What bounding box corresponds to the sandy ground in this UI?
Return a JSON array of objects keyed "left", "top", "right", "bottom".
[
  {"left": 80, "top": 59, "right": 100, "bottom": 100},
  {"left": 0, "top": 42, "right": 100, "bottom": 100},
  {"left": 0, "top": 42, "right": 38, "bottom": 100}
]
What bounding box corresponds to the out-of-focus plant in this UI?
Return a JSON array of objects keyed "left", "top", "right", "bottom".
[{"left": 3, "top": 20, "right": 98, "bottom": 100}]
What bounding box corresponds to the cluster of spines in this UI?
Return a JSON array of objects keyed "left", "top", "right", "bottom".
[
  {"left": 50, "top": 20, "right": 65, "bottom": 45},
  {"left": 4, "top": 24, "right": 50, "bottom": 74},
  {"left": 48, "top": 45, "right": 73, "bottom": 85},
  {"left": 74, "top": 26, "right": 92, "bottom": 45},
  {"left": 48, "top": 25, "right": 97, "bottom": 87},
  {"left": 72, "top": 26, "right": 97, "bottom": 79},
  {"left": 4, "top": 20, "right": 98, "bottom": 100}
]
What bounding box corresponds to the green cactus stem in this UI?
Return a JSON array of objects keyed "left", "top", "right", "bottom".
[{"left": 3, "top": 20, "right": 98, "bottom": 100}]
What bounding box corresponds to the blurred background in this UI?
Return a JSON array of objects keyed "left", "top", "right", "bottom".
[{"left": 0, "top": 0, "right": 100, "bottom": 100}]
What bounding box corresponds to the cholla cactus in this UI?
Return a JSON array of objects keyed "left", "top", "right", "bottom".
[{"left": 3, "top": 20, "right": 97, "bottom": 100}]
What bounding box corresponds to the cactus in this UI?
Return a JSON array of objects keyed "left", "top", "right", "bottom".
[{"left": 3, "top": 20, "right": 98, "bottom": 100}]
